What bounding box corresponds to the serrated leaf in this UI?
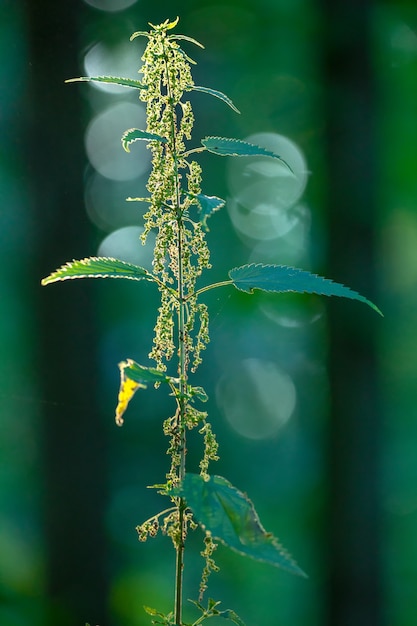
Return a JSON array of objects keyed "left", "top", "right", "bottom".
[
  {"left": 115, "top": 359, "right": 175, "bottom": 426},
  {"left": 41, "top": 257, "right": 155, "bottom": 285},
  {"left": 191, "top": 86, "right": 240, "bottom": 113},
  {"left": 174, "top": 474, "right": 306, "bottom": 577},
  {"left": 229, "top": 263, "right": 383, "bottom": 315},
  {"left": 189, "top": 193, "right": 225, "bottom": 230},
  {"left": 65, "top": 76, "right": 146, "bottom": 89},
  {"left": 121, "top": 128, "right": 167, "bottom": 152},
  {"left": 201, "top": 137, "right": 291, "bottom": 170}
]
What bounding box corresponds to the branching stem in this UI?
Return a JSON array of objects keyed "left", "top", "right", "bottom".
[{"left": 192, "top": 280, "right": 233, "bottom": 299}]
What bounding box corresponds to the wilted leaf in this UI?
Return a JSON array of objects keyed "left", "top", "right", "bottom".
[{"left": 115, "top": 359, "right": 175, "bottom": 426}]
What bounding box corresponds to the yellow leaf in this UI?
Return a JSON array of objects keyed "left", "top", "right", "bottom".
[{"left": 115, "top": 360, "right": 146, "bottom": 426}]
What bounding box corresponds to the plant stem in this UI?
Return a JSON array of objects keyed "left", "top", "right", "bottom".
[
  {"left": 163, "top": 39, "right": 187, "bottom": 626},
  {"left": 174, "top": 220, "right": 187, "bottom": 625}
]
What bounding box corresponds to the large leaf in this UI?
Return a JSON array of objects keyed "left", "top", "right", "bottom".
[
  {"left": 41, "top": 257, "right": 155, "bottom": 286},
  {"left": 201, "top": 137, "right": 291, "bottom": 170},
  {"left": 191, "top": 86, "right": 240, "bottom": 114},
  {"left": 121, "top": 128, "right": 167, "bottom": 152},
  {"left": 174, "top": 474, "right": 306, "bottom": 577},
  {"left": 65, "top": 76, "right": 146, "bottom": 89},
  {"left": 229, "top": 263, "right": 383, "bottom": 315},
  {"left": 115, "top": 359, "right": 176, "bottom": 426}
]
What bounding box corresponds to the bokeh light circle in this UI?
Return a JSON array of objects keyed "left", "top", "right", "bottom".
[
  {"left": 216, "top": 358, "right": 296, "bottom": 440},
  {"left": 85, "top": 102, "right": 149, "bottom": 181},
  {"left": 84, "top": 41, "right": 144, "bottom": 93},
  {"left": 226, "top": 133, "right": 308, "bottom": 242},
  {"left": 83, "top": 0, "right": 137, "bottom": 13},
  {"left": 97, "top": 225, "right": 155, "bottom": 267}
]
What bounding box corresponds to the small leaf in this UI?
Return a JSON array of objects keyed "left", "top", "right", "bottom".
[
  {"left": 123, "top": 359, "right": 174, "bottom": 386},
  {"left": 191, "top": 86, "right": 240, "bottom": 114},
  {"left": 130, "top": 30, "right": 151, "bottom": 41},
  {"left": 174, "top": 474, "right": 306, "bottom": 577},
  {"left": 65, "top": 76, "right": 146, "bottom": 89},
  {"left": 41, "top": 257, "right": 155, "bottom": 285},
  {"left": 229, "top": 263, "right": 383, "bottom": 315},
  {"left": 169, "top": 34, "right": 205, "bottom": 48},
  {"left": 188, "top": 385, "right": 209, "bottom": 403},
  {"left": 189, "top": 193, "right": 225, "bottom": 230},
  {"left": 121, "top": 128, "right": 167, "bottom": 152},
  {"left": 201, "top": 137, "right": 292, "bottom": 170},
  {"left": 219, "top": 609, "right": 246, "bottom": 626},
  {"left": 164, "top": 16, "right": 180, "bottom": 30}
]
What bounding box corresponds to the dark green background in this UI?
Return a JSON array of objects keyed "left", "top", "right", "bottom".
[{"left": 1, "top": 0, "right": 416, "bottom": 624}]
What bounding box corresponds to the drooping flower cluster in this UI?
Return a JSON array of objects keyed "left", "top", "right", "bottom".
[{"left": 133, "top": 18, "right": 211, "bottom": 374}]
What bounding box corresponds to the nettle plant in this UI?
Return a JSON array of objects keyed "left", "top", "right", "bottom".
[{"left": 42, "top": 17, "right": 382, "bottom": 626}]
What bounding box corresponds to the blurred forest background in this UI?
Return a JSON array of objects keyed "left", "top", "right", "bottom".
[{"left": 1, "top": 0, "right": 416, "bottom": 624}]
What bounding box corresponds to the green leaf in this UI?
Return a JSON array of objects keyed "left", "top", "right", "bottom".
[
  {"left": 169, "top": 34, "right": 205, "bottom": 48},
  {"left": 188, "top": 385, "right": 209, "bottom": 403},
  {"left": 191, "top": 86, "right": 240, "bottom": 114},
  {"left": 130, "top": 30, "right": 151, "bottom": 41},
  {"left": 65, "top": 76, "right": 146, "bottom": 89},
  {"left": 189, "top": 599, "right": 246, "bottom": 626},
  {"left": 123, "top": 359, "right": 174, "bottom": 386},
  {"left": 189, "top": 193, "right": 225, "bottom": 230},
  {"left": 41, "top": 257, "right": 155, "bottom": 285},
  {"left": 121, "top": 128, "right": 167, "bottom": 152},
  {"left": 174, "top": 474, "right": 306, "bottom": 577},
  {"left": 201, "top": 137, "right": 292, "bottom": 170},
  {"left": 229, "top": 263, "right": 383, "bottom": 316},
  {"left": 219, "top": 609, "right": 246, "bottom": 626}
]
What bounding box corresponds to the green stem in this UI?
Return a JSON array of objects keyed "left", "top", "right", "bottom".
[
  {"left": 163, "top": 38, "right": 187, "bottom": 626},
  {"left": 191, "top": 280, "right": 233, "bottom": 299}
]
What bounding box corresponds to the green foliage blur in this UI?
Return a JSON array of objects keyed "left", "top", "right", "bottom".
[{"left": 2, "top": 0, "right": 417, "bottom": 625}]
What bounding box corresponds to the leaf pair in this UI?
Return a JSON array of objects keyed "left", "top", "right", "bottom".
[{"left": 42, "top": 256, "right": 382, "bottom": 317}]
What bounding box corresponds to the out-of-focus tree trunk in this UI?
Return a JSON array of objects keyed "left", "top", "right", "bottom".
[
  {"left": 27, "top": 3, "right": 109, "bottom": 625},
  {"left": 321, "top": 2, "right": 384, "bottom": 626}
]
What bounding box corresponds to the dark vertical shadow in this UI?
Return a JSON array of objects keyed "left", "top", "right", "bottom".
[
  {"left": 321, "top": 2, "right": 385, "bottom": 625},
  {"left": 26, "top": 3, "right": 109, "bottom": 625}
]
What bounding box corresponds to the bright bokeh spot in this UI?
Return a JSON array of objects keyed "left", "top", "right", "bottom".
[
  {"left": 83, "top": 0, "right": 137, "bottom": 12},
  {"left": 247, "top": 203, "right": 312, "bottom": 266},
  {"left": 85, "top": 102, "right": 149, "bottom": 181},
  {"left": 84, "top": 40, "right": 144, "bottom": 93},
  {"left": 85, "top": 171, "right": 148, "bottom": 232},
  {"left": 216, "top": 358, "right": 296, "bottom": 440},
  {"left": 97, "top": 225, "right": 155, "bottom": 267},
  {"left": 226, "top": 132, "right": 308, "bottom": 242}
]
